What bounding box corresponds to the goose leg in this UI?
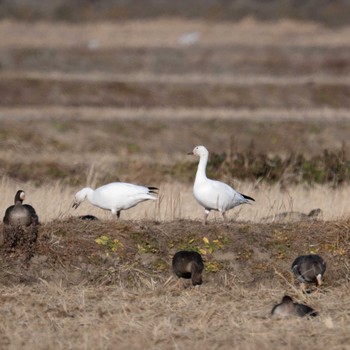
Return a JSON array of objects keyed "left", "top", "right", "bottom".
[
  {"left": 117, "top": 210, "right": 121, "bottom": 219},
  {"left": 222, "top": 211, "right": 228, "bottom": 222},
  {"left": 204, "top": 209, "right": 210, "bottom": 225}
]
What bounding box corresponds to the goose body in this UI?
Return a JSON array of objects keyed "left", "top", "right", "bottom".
[
  {"left": 271, "top": 295, "right": 318, "bottom": 318},
  {"left": 3, "top": 190, "right": 39, "bottom": 226},
  {"left": 172, "top": 250, "right": 204, "bottom": 286},
  {"left": 72, "top": 182, "right": 158, "bottom": 218},
  {"left": 189, "top": 145, "right": 254, "bottom": 223},
  {"left": 262, "top": 208, "right": 322, "bottom": 223},
  {"left": 292, "top": 254, "right": 326, "bottom": 290}
]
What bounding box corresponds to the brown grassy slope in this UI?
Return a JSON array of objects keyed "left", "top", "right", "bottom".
[
  {"left": 1, "top": 219, "right": 348, "bottom": 287},
  {"left": 1, "top": 219, "right": 350, "bottom": 349}
]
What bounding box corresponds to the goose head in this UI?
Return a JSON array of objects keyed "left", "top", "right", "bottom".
[
  {"left": 188, "top": 145, "right": 209, "bottom": 157},
  {"left": 308, "top": 208, "right": 322, "bottom": 218},
  {"left": 191, "top": 263, "right": 203, "bottom": 286},
  {"left": 15, "top": 190, "right": 25, "bottom": 204},
  {"left": 72, "top": 188, "right": 89, "bottom": 209}
]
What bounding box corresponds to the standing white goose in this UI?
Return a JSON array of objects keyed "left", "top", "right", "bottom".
[
  {"left": 72, "top": 182, "right": 158, "bottom": 218},
  {"left": 188, "top": 145, "right": 254, "bottom": 224}
]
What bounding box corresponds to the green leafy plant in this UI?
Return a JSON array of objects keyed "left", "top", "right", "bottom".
[{"left": 95, "top": 235, "right": 124, "bottom": 255}]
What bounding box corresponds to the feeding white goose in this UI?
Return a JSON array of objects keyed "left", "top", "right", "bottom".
[
  {"left": 188, "top": 145, "right": 255, "bottom": 224},
  {"left": 72, "top": 182, "right": 158, "bottom": 218}
]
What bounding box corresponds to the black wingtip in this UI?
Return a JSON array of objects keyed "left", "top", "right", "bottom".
[{"left": 148, "top": 186, "right": 159, "bottom": 194}]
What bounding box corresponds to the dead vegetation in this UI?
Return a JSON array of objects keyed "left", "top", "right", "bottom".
[
  {"left": 1, "top": 18, "right": 350, "bottom": 349},
  {"left": 1, "top": 219, "right": 350, "bottom": 349}
]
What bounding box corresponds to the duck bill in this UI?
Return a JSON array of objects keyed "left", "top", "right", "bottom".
[
  {"left": 316, "top": 274, "right": 323, "bottom": 286},
  {"left": 72, "top": 201, "right": 80, "bottom": 209},
  {"left": 187, "top": 151, "right": 194, "bottom": 155}
]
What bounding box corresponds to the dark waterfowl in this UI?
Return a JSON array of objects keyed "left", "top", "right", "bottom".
[
  {"left": 3, "top": 190, "right": 39, "bottom": 226},
  {"left": 78, "top": 215, "right": 99, "bottom": 221},
  {"left": 172, "top": 250, "right": 204, "bottom": 286},
  {"left": 2, "top": 190, "right": 39, "bottom": 262},
  {"left": 291, "top": 254, "right": 326, "bottom": 291},
  {"left": 262, "top": 208, "right": 322, "bottom": 223},
  {"left": 271, "top": 295, "right": 318, "bottom": 318}
]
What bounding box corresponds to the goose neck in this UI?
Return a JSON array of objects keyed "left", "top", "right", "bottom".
[
  {"left": 195, "top": 154, "right": 208, "bottom": 181},
  {"left": 84, "top": 188, "right": 95, "bottom": 203}
]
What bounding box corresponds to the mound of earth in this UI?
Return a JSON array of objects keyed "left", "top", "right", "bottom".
[{"left": 0, "top": 218, "right": 348, "bottom": 289}]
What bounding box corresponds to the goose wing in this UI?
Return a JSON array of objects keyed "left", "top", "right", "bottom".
[
  {"left": 3, "top": 205, "right": 14, "bottom": 225},
  {"left": 23, "top": 204, "right": 40, "bottom": 225},
  {"left": 194, "top": 179, "right": 248, "bottom": 211}
]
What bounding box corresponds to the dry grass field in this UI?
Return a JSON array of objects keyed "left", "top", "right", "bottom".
[{"left": 1, "top": 18, "right": 350, "bottom": 350}]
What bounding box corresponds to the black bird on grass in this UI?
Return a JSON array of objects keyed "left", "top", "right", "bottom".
[
  {"left": 172, "top": 250, "right": 204, "bottom": 287},
  {"left": 271, "top": 295, "right": 318, "bottom": 318},
  {"left": 2, "top": 190, "right": 39, "bottom": 262},
  {"left": 291, "top": 254, "right": 326, "bottom": 292},
  {"left": 3, "top": 190, "right": 39, "bottom": 226},
  {"left": 78, "top": 215, "right": 99, "bottom": 221}
]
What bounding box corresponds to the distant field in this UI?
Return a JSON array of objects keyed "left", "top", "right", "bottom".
[{"left": 1, "top": 19, "right": 350, "bottom": 350}]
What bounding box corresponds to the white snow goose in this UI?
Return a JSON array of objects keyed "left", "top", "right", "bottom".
[
  {"left": 188, "top": 145, "right": 254, "bottom": 224},
  {"left": 72, "top": 182, "right": 158, "bottom": 218}
]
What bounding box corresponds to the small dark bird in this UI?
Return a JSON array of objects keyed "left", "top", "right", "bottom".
[
  {"left": 291, "top": 254, "right": 326, "bottom": 292},
  {"left": 78, "top": 215, "right": 99, "bottom": 221},
  {"left": 2, "top": 190, "right": 39, "bottom": 262},
  {"left": 172, "top": 250, "right": 204, "bottom": 287},
  {"left": 262, "top": 208, "right": 322, "bottom": 223},
  {"left": 3, "top": 190, "right": 39, "bottom": 226},
  {"left": 271, "top": 295, "right": 318, "bottom": 318}
]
